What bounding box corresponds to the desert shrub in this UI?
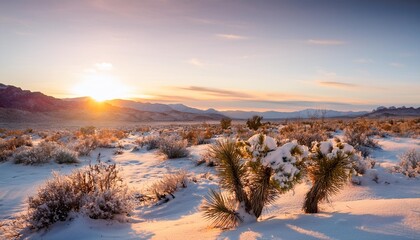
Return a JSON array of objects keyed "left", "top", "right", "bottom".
[
  {"left": 28, "top": 172, "right": 80, "bottom": 229},
  {"left": 246, "top": 115, "right": 263, "bottom": 131},
  {"left": 395, "top": 149, "right": 420, "bottom": 178},
  {"left": 53, "top": 147, "right": 79, "bottom": 164},
  {"left": 142, "top": 171, "right": 188, "bottom": 204},
  {"left": 234, "top": 125, "right": 255, "bottom": 140},
  {"left": 0, "top": 135, "right": 33, "bottom": 161},
  {"left": 137, "top": 135, "right": 161, "bottom": 150},
  {"left": 220, "top": 118, "right": 232, "bottom": 130},
  {"left": 14, "top": 147, "right": 49, "bottom": 165},
  {"left": 79, "top": 126, "right": 96, "bottom": 136},
  {"left": 134, "top": 171, "right": 189, "bottom": 205},
  {"left": 69, "top": 137, "right": 98, "bottom": 156},
  {"left": 182, "top": 128, "right": 212, "bottom": 146},
  {"left": 13, "top": 141, "right": 59, "bottom": 165},
  {"left": 344, "top": 121, "right": 379, "bottom": 157},
  {"left": 0, "top": 139, "right": 14, "bottom": 162},
  {"left": 158, "top": 137, "right": 189, "bottom": 159},
  {"left": 27, "top": 162, "right": 132, "bottom": 230},
  {"left": 13, "top": 141, "right": 79, "bottom": 165},
  {"left": 182, "top": 130, "right": 200, "bottom": 145},
  {"left": 376, "top": 119, "right": 419, "bottom": 137},
  {"left": 202, "top": 134, "right": 307, "bottom": 228},
  {"left": 97, "top": 129, "right": 127, "bottom": 141},
  {"left": 198, "top": 151, "right": 219, "bottom": 167},
  {"left": 279, "top": 122, "right": 328, "bottom": 147},
  {"left": 82, "top": 187, "right": 132, "bottom": 219},
  {"left": 4, "top": 130, "right": 25, "bottom": 137},
  {"left": 0, "top": 213, "right": 28, "bottom": 239},
  {"left": 0, "top": 149, "right": 13, "bottom": 162}
]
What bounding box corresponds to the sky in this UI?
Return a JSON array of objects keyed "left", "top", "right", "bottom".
[{"left": 1, "top": 0, "right": 419, "bottom": 111}]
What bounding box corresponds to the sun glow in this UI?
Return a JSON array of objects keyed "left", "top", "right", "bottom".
[{"left": 73, "top": 74, "right": 129, "bottom": 102}]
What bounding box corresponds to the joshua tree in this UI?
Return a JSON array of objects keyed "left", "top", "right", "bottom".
[
  {"left": 202, "top": 134, "right": 307, "bottom": 228},
  {"left": 246, "top": 115, "right": 263, "bottom": 131},
  {"left": 303, "top": 140, "right": 353, "bottom": 213}
]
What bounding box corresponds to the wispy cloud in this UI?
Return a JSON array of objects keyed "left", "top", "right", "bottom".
[
  {"left": 318, "top": 81, "right": 358, "bottom": 88},
  {"left": 188, "top": 58, "right": 205, "bottom": 67},
  {"left": 179, "top": 86, "right": 253, "bottom": 98},
  {"left": 354, "top": 58, "right": 374, "bottom": 64},
  {"left": 216, "top": 34, "right": 248, "bottom": 40},
  {"left": 389, "top": 62, "right": 404, "bottom": 68},
  {"left": 307, "top": 39, "right": 346, "bottom": 45}
]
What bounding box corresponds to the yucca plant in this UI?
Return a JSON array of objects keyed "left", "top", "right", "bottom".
[
  {"left": 303, "top": 140, "right": 353, "bottom": 213},
  {"left": 202, "top": 134, "right": 307, "bottom": 228},
  {"left": 246, "top": 115, "right": 263, "bottom": 131}
]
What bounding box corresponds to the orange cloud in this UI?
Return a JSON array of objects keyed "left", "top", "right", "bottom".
[{"left": 318, "top": 81, "right": 358, "bottom": 88}]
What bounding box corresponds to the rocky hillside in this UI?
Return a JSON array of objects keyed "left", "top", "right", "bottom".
[
  {"left": 364, "top": 106, "right": 420, "bottom": 117},
  {"left": 0, "top": 84, "right": 225, "bottom": 123}
]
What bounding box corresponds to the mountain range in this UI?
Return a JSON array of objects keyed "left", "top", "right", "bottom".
[
  {"left": 1, "top": 83, "right": 418, "bottom": 124},
  {"left": 0, "top": 84, "right": 225, "bottom": 123},
  {"left": 107, "top": 99, "right": 367, "bottom": 119}
]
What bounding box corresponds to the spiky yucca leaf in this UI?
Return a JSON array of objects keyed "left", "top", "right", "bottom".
[
  {"left": 210, "top": 140, "right": 248, "bottom": 207},
  {"left": 304, "top": 151, "right": 351, "bottom": 213},
  {"left": 201, "top": 189, "right": 240, "bottom": 228},
  {"left": 248, "top": 163, "right": 279, "bottom": 218}
]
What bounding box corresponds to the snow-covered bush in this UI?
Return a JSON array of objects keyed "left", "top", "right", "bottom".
[
  {"left": 202, "top": 134, "right": 307, "bottom": 228},
  {"left": 28, "top": 172, "right": 80, "bottom": 229},
  {"left": 158, "top": 136, "right": 189, "bottom": 159},
  {"left": 13, "top": 141, "right": 79, "bottom": 165},
  {"left": 147, "top": 170, "right": 188, "bottom": 204},
  {"left": 53, "top": 147, "right": 79, "bottom": 164},
  {"left": 83, "top": 186, "right": 132, "bottom": 220},
  {"left": 0, "top": 213, "right": 28, "bottom": 239},
  {"left": 69, "top": 137, "right": 98, "bottom": 156},
  {"left": 0, "top": 138, "right": 14, "bottom": 161},
  {"left": 198, "top": 151, "right": 219, "bottom": 167},
  {"left": 395, "top": 149, "right": 420, "bottom": 178},
  {"left": 26, "top": 163, "right": 133, "bottom": 230},
  {"left": 0, "top": 135, "right": 33, "bottom": 162},
  {"left": 344, "top": 122, "right": 379, "bottom": 157},
  {"left": 136, "top": 135, "right": 161, "bottom": 150},
  {"left": 13, "top": 147, "right": 49, "bottom": 165},
  {"left": 13, "top": 141, "right": 60, "bottom": 165},
  {"left": 70, "top": 128, "right": 127, "bottom": 156}
]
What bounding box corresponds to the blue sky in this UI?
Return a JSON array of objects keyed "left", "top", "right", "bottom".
[{"left": 1, "top": 0, "right": 419, "bottom": 111}]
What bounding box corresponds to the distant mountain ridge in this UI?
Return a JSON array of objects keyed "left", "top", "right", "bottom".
[
  {"left": 220, "top": 109, "right": 367, "bottom": 119},
  {"left": 0, "top": 84, "right": 226, "bottom": 122},
  {"left": 106, "top": 99, "right": 368, "bottom": 119},
  {"left": 1, "top": 83, "right": 418, "bottom": 124},
  {"left": 363, "top": 106, "right": 420, "bottom": 118},
  {"left": 0, "top": 83, "right": 70, "bottom": 112}
]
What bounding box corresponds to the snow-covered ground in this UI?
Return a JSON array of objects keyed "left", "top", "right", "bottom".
[{"left": 0, "top": 133, "right": 419, "bottom": 239}]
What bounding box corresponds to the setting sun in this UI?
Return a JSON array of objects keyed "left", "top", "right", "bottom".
[{"left": 73, "top": 75, "right": 129, "bottom": 102}]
